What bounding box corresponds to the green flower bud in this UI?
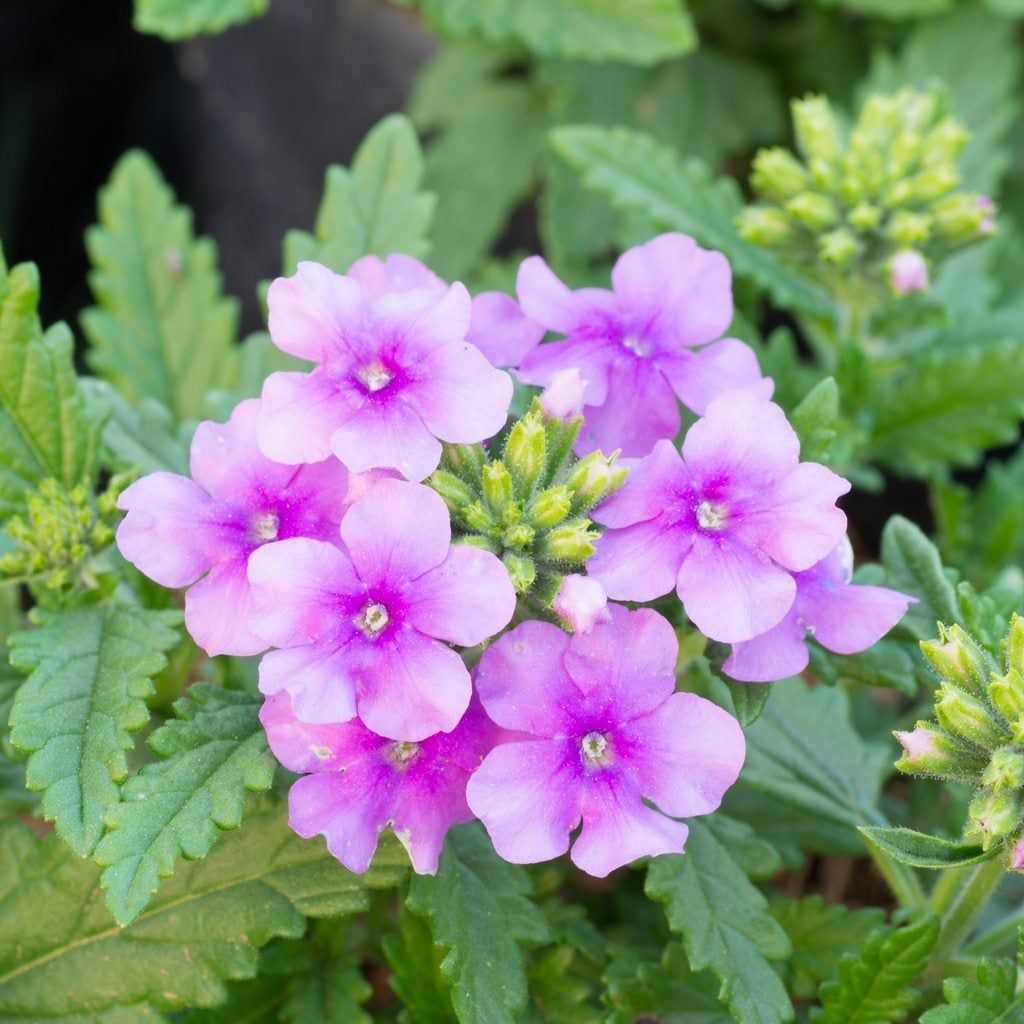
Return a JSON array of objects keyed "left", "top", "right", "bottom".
[
  {"left": 428, "top": 469, "right": 475, "bottom": 514},
  {"left": 968, "top": 789, "right": 1021, "bottom": 849},
  {"left": 567, "top": 452, "right": 627, "bottom": 513},
  {"left": 527, "top": 486, "right": 571, "bottom": 530},
  {"left": 442, "top": 443, "right": 488, "bottom": 482},
  {"left": 463, "top": 500, "right": 497, "bottom": 535},
  {"left": 935, "top": 683, "right": 1010, "bottom": 750},
  {"left": 502, "top": 523, "right": 536, "bottom": 551},
  {"left": 894, "top": 722, "right": 986, "bottom": 784},
  {"left": 932, "top": 194, "right": 987, "bottom": 241},
  {"left": 786, "top": 192, "right": 839, "bottom": 231},
  {"left": 539, "top": 519, "right": 598, "bottom": 564},
  {"left": 907, "top": 166, "right": 961, "bottom": 203},
  {"left": 736, "top": 207, "right": 797, "bottom": 247},
  {"left": 848, "top": 202, "right": 881, "bottom": 231},
  {"left": 454, "top": 534, "right": 501, "bottom": 555},
  {"left": 503, "top": 553, "right": 537, "bottom": 593},
  {"left": 885, "top": 210, "right": 932, "bottom": 247},
  {"left": 792, "top": 95, "right": 842, "bottom": 165},
  {"left": 818, "top": 228, "right": 859, "bottom": 266},
  {"left": 483, "top": 463, "right": 513, "bottom": 514},
  {"left": 921, "top": 624, "right": 996, "bottom": 697},
  {"left": 750, "top": 147, "right": 808, "bottom": 201},
  {"left": 983, "top": 746, "right": 1024, "bottom": 793},
  {"left": 1005, "top": 614, "right": 1024, "bottom": 674},
  {"left": 504, "top": 414, "right": 546, "bottom": 494},
  {"left": 989, "top": 669, "right": 1024, "bottom": 742},
  {"left": 920, "top": 117, "right": 970, "bottom": 167}
]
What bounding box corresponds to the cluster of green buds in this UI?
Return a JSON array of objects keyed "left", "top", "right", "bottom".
[
  {"left": 426, "top": 399, "right": 626, "bottom": 607},
  {"left": 896, "top": 616, "right": 1024, "bottom": 856},
  {"left": 0, "top": 475, "right": 128, "bottom": 600},
  {"left": 738, "top": 88, "right": 994, "bottom": 294}
]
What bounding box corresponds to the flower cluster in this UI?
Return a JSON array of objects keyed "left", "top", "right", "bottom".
[
  {"left": 117, "top": 234, "right": 911, "bottom": 878},
  {"left": 738, "top": 89, "right": 995, "bottom": 295}
]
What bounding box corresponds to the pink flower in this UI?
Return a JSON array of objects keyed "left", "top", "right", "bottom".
[
  {"left": 539, "top": 368, "right": 587, "bottom": 422},
  {"left": 890, "top": 250, "right": 929, "bottom": 294},
  {"left": 588, "top": 390, "right": 850, "bottom": 643},
  {"left": 551, "top": 574, "right": 610, "bottom": 634},
  {"left": 515, "top": 233, "right": 772, "bottom": 457},
  {"left": 116, "top": 398, "right": 349, "bottom": 656},
  {"left": 723, "top": 538, "right": 915, "bottom": 682},
  {"left": 1012, "top": 838, "right": 1024, "bottom": 872},
  {"left": 466, "top": 607, "right": 745, "bottom": 877},
  {"left": 259, "top": 260, "right": 513, "bottom": 482},
  {"left": 977, "top": 196, "right": 996, "bottom": 236},
  {"left": 261, "top": 691, "right": 501, "bottom": 874},
  {"left": 247, "top": 478, "right": 516, "bottom": 741}
]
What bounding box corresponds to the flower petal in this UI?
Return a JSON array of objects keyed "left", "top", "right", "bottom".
[
  {"left": 517, "top": 336, "right": 616, "bottom": 407},
  {"left": 551, "top": 574, "right": 610, "bottom": 634},
  {"left": 184, "top": 556, "right": 265, "bottom": 656},
  {"left": 587, "top": 517, "right": 691, "bottom": 603},
  {"left": 803, "top": 581, "right": 915, "bottom": 655},
  {"left": 258, "top": 644, "right": 359, "bottom": 725},
  {"left": 467, "top": 291, "right": 545, "bottom": 368},
  {"left": 591, "top": 439, "right": 689, "bottom": 529},
  {"left": 722, "top": 609, "right": 810, "bottom": 683},
  {"left": 346, "top": 253, "right": 443, "bottom": 299},
  {"left": 259, "top": 691, "right": 356, "bottom": 772},
  {"left": 659, "top": 338, "right": 773, "bottom": 416},
  {"left": 516, "top": 255, "right": 587, "bottom": 334},
  {"left": 329, "top": 398, "right": 442, "bottom": 483}
]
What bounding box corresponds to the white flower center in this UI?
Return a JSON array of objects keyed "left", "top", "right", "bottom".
[
  {"left": 580, "top": 731, "right": 612, "bottom": 768},
  {"left": 622, "top": 334, "right": 651, "bottom": 357},
  {"left": 696, "top": 500, "right": 728, "bottom": 531},
  {"left": 386, "top": 740, "right": 421, "bottom": 769},
  {"left": 358, "top": 362, "right": 394, "bottom": 393},
  {"left": 251, "top": 512, "right": 280, "bottom": 542},
  {"left": 354, "top": 601, "right": 390, "bottom": 639}
]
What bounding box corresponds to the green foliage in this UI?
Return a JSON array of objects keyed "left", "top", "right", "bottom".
[
  {"left": 919, "top": 951, "right": 1023, "bottom": 1023},
  {"left": 811, "top": 915, "right": 940, "bottom": 1024},
  {"left": 283, "top": 114, "right": 436, "bottom": 275},
  {"left": 0, "top": 805, "right": 403, "bottom": 1021},
  {"left": 407, "top": 823, "right": 550, "bottom": 1024},
  {"left": 858, "top": 827, "right": 997, "bottom": 869},
  {"left": 383, "top": 906, "right": 457, "bottom": 1023},
  {"left": 0, "top": 252, "right": 105, "bottom": 521},
  {"left": 646, "top": 816, "right": 794, "bottom": 1024},
  {"left": 395, "top": 0, "right": 696, "bottom": 66},
  {"left": 134, "top": 0, "right": 270, "bottom": 40},
  {"left": 94, "top": 683, "right": 277, "bottom": 926},
  {"left": 8, "top": 605, "right": 182, "bottom": 857}
]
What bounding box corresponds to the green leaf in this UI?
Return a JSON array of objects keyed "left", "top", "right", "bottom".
[
  {"left": 8, "top": 605, "right": 182, "bottom": 857},
  {"left": 82, "top": 150, "right": 240, "bottom": 422},
  {"left": 791, "top": 377, "right": 841, "bottom": 464},
  {"left": 406, "top": 823, "right": 550, "bottom": 1024},
  {"left": 726, "top": 680, "right": 773, "bottom": 727},
  {"left": 134, "top": 0, "right": 270, "bottom": 39},
  {"left": 0, "top": 804, "right": 401, "bottom": 1020},
  {"left": 283, "top": 114, "right": 436, "bottom": 275},
  {"left": 552, "top": 125, "right": 833, "bottom": 318},
  {"left": 919, "top": 954, "right": 1022, "bottom": 1023},
  {"left": 811, "top": 915, "right": 940, "bottom": 1024},
  {"left": 0, "top": 252, "right": 105, "bottom": 521},
  {"left": 396, "top": 0, "right": 695, "bottom": 65},
  {"left": 859, "top": 827, "right": 997, "bottom": 870},
  {"left": 94, "top": 683, "right": 276, "bottom": 926},
  {"left": 646, "top": 816, "right": 794, "bottom": 1024},
  {"left": 383, "top": 906, "right": 457, "bottom": 1024},
  {"left": 769, "top": 896, "right": 886, "bottom": 1001}
]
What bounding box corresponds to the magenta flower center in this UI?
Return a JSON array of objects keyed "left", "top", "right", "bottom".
[
  {"left": 580, "top": 731, "right": 613, "bottom": 768},
  {"left": 386, "top": 740, "right": 421, "bottom": 770},
  {"left": 696, "top": 500, "right": 729, "bottom": 531},
  {"left": 250, "top": 511, "right": 280, "bottom": 542},
  {"left": 354, "top": 601, "right": 390, "bottom": 639},
  {"left": 357, "top": 361, "right": 394, "bottom": 393}
]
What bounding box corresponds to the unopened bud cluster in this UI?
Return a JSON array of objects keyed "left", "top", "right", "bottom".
[
  {"left": 0, "top": 476, "right": 126, "bottom": 599},
  {"left": 738, "top": 89, "right": 994, "bottom": 294},
  {"left": 427, "top": 401, "right": 626, "bottom": 603},
  {"left": 896, "top": 616, "right": 1024, "bottom": 855}
]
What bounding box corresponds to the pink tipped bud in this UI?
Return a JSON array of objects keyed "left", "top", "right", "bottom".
[
  {"left": 896, "top": 726, "right": 937, "bottom": 760},
  {"left": 890, "top": 250, "right": 929, "bottom": 295},
  {"left": 1012, "top": 838, "right": 1024, "bottom": 871},
  {"left": 977, "top": 195, "right": 997, "bottom": 236},
  {"left": 539, "top": 369, "right": 587, "bottom": 422},
  {"left": 552, "top": 574, "right": 611, "bottom": 634}
]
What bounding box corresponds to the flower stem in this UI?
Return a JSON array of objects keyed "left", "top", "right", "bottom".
[
  {"left": 931, "top": 852, "right": 1007, "bottom": 966},
  {"left": 866, "top": 840, "right": 927, "bottom": 911}
]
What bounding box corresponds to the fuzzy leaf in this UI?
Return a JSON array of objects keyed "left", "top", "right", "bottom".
[
  {"left": 646, "top": 816, "right": 794, "bottom": 1024},
  {"left": 134, "top": 0, "right": 270, "bottom": 40},
  {"left": 791, "top": 377, "right": 841, "bottom": 465},
  {"left": 551, "top": 125, "right": 833, "bottom": 318},
  {"left": 0, "top": 253, "right": 105, "bottom": 521},
  {"left": 918, "top": 955, "right": 1022, "bottom": 1023},
  {"left": 859, "top": 827, "right": 997, "bottom": 870},
  {"left": 406, "top": 823, "right": 550, "bottom": 1024},
  {"left": 396, "top": 0, "right": 695, "bottom": 65},
  {"left": 82, "top": 150, "right": 240, "bottom": 422},
  {"left": 283, "top": 114, "right": 436, "bottom": 276},
  {"left": 94, "top": 683, "right": 276, "bottom": 926},
  {"left": 382, "top": 907, "right": 456, "bottom": 1024},
  {"left": 8, "top": 605, "right": 181, "bottom": 858},
  {"left": 812, "top": 915, "right": 940, "bottom": 1024},
  {"left": 0, "top": 805, "right": 402, "bottom": 1021}
]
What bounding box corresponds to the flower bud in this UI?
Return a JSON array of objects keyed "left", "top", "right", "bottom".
[
  {"left": 504, "top": 415, "right": 546, "bottom": 493},
  {"left": 935, "top": 683, "right": 1010, "bottom": 750},
  {"left": 502, "top": 523, "right": 536, "bottom": 551},
  {"left": 538, "top": 369, "right": 586, "bottom": 422},
  {"left": 539, "top": 519, "right": 599, "bottom": 564},
  {"left": 551, "top": 574, "right": 611, "bottom": 635},
  {"left": 920, "top": 117, "right": 970, "bottom": 167},
  {"left": 907, "top": 166, "right": 961, "bottom": 203},
  {"left": 1011, "top": 838, "right": 1024, "bottom": 872},
  {"left": 527, "top": 486, "right": 571, "bottom": 529},
  {"left": 932, "top": 194, "right": 986, "bottom": 241},
  {"left": 983, "top": 747, "right": 1024, "bottom": 793},
  {"left": 463, "top": 500, "right": 497, "bottom": 535},
  {"left": 567, "top": 452, "right": 627, "bottom": 513},
  {"left": 442, "top": 443, "right": 488, "bottom": 481},
  {"left": 750, "top": 147, "right": 808, "bottom": 201},
  {"left": 988, "top": 670, "right": 1024, "bottom": 742},
  {"left": 848, "top": 202, "right": 881, "bottom": 231},
  {"left": 792, "top": 96, "right": 841, "bottom": 165},
  {"left": 976, "top": 195, "right": 997, "bottom": 236},
  {"left": 890, "top": 250, "right": 929, "bottom": 295},
  {"left": 503, "top": 552, "right": 536, "bottom": 593},
  {"left": 786, "top": 192, "right": 839, "bottom": 231},
  {"left": 428, "top": 469, "right": 475, "bottom": 514},
  {"left": 885, "top": 211, "right": 931, "bottom": 247},
  {"left": 894, "top": 722, "right": 986, "bottom": 783},
  {"left": 736, "top": 207, "right": 797, "bottom": 247},
  {"left": 482, "top": 463, "right": 513, "bottom": 514},
  {"left": 454, "top": 534, "right": 500, "bottom": 555},
  {"left": 968, "top": 789, "right": 1021, "bottom": 849},
  {"left": 818, "top": 228, "right": 859, "bottom": 266},
  {"left": 921, "top": 624, "right": 995, "bottom": 697}
]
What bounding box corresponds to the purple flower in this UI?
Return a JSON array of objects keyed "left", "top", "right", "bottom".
[
  {"left": 466, "top": 607, "right": 745, "bottom": 877},
  {"left": 116, "top": 398, "right": 349, "bottom": 656},
  {"left": 247, "top": 478, "right": 516, "bottom": 741},
  {"left": 589, "top": 390, "right": 850, "bottom": 643},
  {"left": 259, "top": 259, "right": 513, "bottom": 482},
  {"left": 890, "top": 250, "right": 929, "bottom": 295},
  {"left": 723, "top": 538, "right": 915, "bottom": 682},
  {"left": 261, "top": 691, "right": 501, "bottom": 874},
  {"left": 515, "top": 233, "right": 772, "bottom": 457}
]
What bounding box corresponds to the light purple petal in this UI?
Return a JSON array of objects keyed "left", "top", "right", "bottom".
[
  {"left": 677, "top": 535, "right": 797, "bottom": 643},
  {"left": 619, "top": 692, "right": 745, "bottom": 816},
  {"left": 467, "top": 739, "right": 582, "bottom": 864},
  {"left": 591, "top": 439, "right": 689, "bottom": 529},
  {"left": 258, "top": 644, "right": 358, "bottom": 724},
  {"left": 610, "top": 233, "right": 733, "bottom": 348},
  {"left": 281, "top": 458, "right": 352, "bottom": 542},
  {"left": 116, "top": 472, "right": 235, "bottom": 588},
  {"left": 517, "top": 336, "right": 616, "bottom": 407},
  {"left": 340, "top": 479, "right": 450, "bottom": 586},
  {"left": 551, "top": 574, "right": 610, "bottom": 634},
  {"left": 722, "top": 609, "right": 809, "bottom": 683},
  {"left": 346, "top": 253, "right": 443, "bottom": 299},
  {"left": 587, "top": 517, "right": 691, "bottom": 602},
  {"left": 248, "top": 538, "right": 362, "bottom": 648},
  {"left": 384, "top": 280, "right": 473, "bottom": 354},
  {"left": 516, "top": 255, "right": 587, "bottom": 334},
  {"left": 404, "top": 545, "right": 515, "bottom": 646},
  {"left": 267, "top": 261, "right": 367, "bottom": 363},
  {"left": 190, "top": 399, "right": 276, "bottom": 502},
  {"left": 258, "top": 369, "right": 361, "bottom": 465},
  {"left": 184, "top": 556, "right": 264, "bottom": 656},
  {"left": 538, "top": 368, "right": 587, "bottom": 421},
  {"left": 467, "top": 291, "right": 545, "bottom": 368},
  {"left": 329, "top": 399, "right": 442, "bottom": 483},
  {"left": 803, "top": 581, "right": 914, "bottom": 655},
  {"left": 660, "top": 338, "right": 773, "bottom": 417},
  {"left": 259, "top": 691, "right": 353, "bottom": 772}
]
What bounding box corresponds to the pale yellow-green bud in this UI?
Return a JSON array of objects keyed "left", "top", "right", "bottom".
[
  {"left": 968, "top": 789, "right": 1021, "bottom": 849},
  {"left": 463, "top": 500, "right": 497, "bottom": 535},
  {"left": 482, "top": 463, "right": 513, "bottom": 514},
  {"left": 527, "top": 486, "right": 571, "bottom": 530},
  {"left": 792, "top": 95, "right": 841, "bottom": 165},
  {"left": 786, "top": 191, "right": 839, "bottom": 231},
  {"left": 886, "top": 210, "right": 932, "bottom": 247},
  {"left": 932, "top": 194, "right": 987, "bottom": 241},
  {"left": 503, "top": 523, "right": 536, "bottom": 551},
  {"left": 935, "top": 683, "right": 1010, "bottom": 750},
  {"left": 989, "top": 670, "right": 1024, "bottom": 742},
  {"left": 818, "top": 228, "right": 859, "bottom": 266},
  {"left": 921, "top": 624, "right": 996, "bottom": 696},
  {"left": 539, "top": 519, "right": 598, "bottom": 564},
  {"left": 503, "top": 553, "right": 536, "bottom": 593},
  {"left": 504, "top": 414, "right": 546, "bottom": 494},
  {"left": 920, "top": 117, "right": 970, "bottom": 167},
  {"left": 750, "top": 147, "right": 808, "bottom": 201},
  {"left": 983, "top": 747, "right": 1024, "bottom": 793},
  {"left": 567, "top": 452, "right": 627, "bottom": 513},
  {"left": 848, "top": 202, "right": 882, "bottom": 232},
  {"left": 894, "top": 722, "right": 986, "bottom": 784},
  {"left": 736, "top": 207, "right": 796, "bottom": 247},
  {"left": 428, "top": 470, "right": 475, "bottom": 514}
]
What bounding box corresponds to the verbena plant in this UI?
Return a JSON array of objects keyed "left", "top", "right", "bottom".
[{"left": 4, "top": 1, "right": 1024, "bottom": 1021}]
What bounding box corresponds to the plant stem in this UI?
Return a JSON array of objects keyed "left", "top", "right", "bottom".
[
  {"left": 867, "top": 840, "right": 928, "bottom": 911},
  {"left": 928, "top": 864, "right": 966, "bottom": 918},
  {"left": 931, "top": 852, "right": 1007, "bottom": 966}
]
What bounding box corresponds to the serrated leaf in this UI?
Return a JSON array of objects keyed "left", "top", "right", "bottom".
[
  {"left": 134, "top": 0, "right": 270, "bottom": 39},
  {"left": 769, "top": 895, "right": 886, "bottom": 1001},
  {"left": 0, "top": 805, "right": 396, "bottom": 1021},
  {"left": 791, "top": 377, "right": 840, "bottom": 464},
  {"left": 859, "top": 827, "right": 997, "bottom": 870},
  {"left": 8, "top": 605, "right": 181, "bottom": 857},
  {"left": 551, "top": 125, "right": 833, "bottom": 318},
  {"left": 0, "top": 252, "right": 105, "bottom": 521},
  {"left": 406, "top": 823, "right": 550, "bottom": 1024},
  {"left": 283, "top": 114, "right": 436, "bottom": 276},
  {"left": 396, "top": 0, "right": 695, "bottom": 65},
  {"left": 646, "top": 816, "right": 794, "bottom": 1024},
  {"left": 94, "top": 683, "right": 276, "bottom": 926},
  {"left": 82, "top": 150, "right": 239, "bottom": 422},
  {"left": 919, "top": 954, "right": 1022, "bottom": 1023},
  {"left": 812, "top": 915, "right": 940, "bottom": 1024},
  {"left": 383, "top": 906, "right": 457, "bottom": 1024}
]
